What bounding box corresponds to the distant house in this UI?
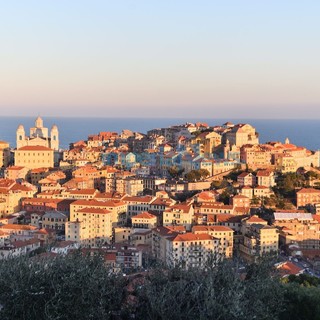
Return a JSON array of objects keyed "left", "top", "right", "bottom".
[
  {"left": 276, "top": 261, "right": 304, "bottom": 277},
  {"left": 237, "top": 172, "right": 255, "bottom": 187},
  {"left": 256, "top": 170, "right": 276, "bottom": 187}
]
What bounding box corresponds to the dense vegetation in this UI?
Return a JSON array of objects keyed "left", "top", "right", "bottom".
[
  {"left": 0, "top": 253, "right": 320, "bottom": 319},
  {"left": 185, "top": 169, "right": 210, "bottom": 182}
]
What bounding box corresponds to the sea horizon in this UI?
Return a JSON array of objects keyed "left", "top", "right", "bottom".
[{"left": 0, "top": 116, "right": 319, "bottom": 151}]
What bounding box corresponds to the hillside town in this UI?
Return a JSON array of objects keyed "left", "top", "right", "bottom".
[{"left": 1, "top": 116, "right": 320, "bottom": 276}]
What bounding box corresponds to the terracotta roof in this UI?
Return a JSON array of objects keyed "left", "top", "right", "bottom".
[
  {"left": 72, "top": 199, "right": 126, "bottom": 207},
  {"left": 122, "top": 196, "right": 154, "bottom": 203},
  {"left": 0, "top": 224, "right": 37, "bottom": 231},
  {"left": 215, "top": 214, "right": 248, "bottom": 223},
  {"left": 4, "top": 238, "right": 40, "bottom": 249},
  {"left": 297, "top": 188, "right": 320, "bottom": 194},
  {"left": 233, "top": 195, "right": 249, "bottom": 199},
  {"left": 198, "top": 203, "right": 233, "bottom": 210},
  {"left": 152, "top": 226, "right": 186, "bottom": 236},
  {"left": 246, "top": 215, "right": 267, "bottom": 223},
  {"left": 0, "top": 179, "right": 15, "bottom": 188},
  {"left": 312, "top": 215, "right": 320, "bottom": 223},
  {"left": 7, "top": 166, "right": 25, "bottom": 171},
  {"left": 35, "top": 228, "right": 49, "bottom": 235},
  {"left": 53, "top": 241, "right": 77, "bottom": 248},
  {"left": 170, "top": 233, "right": 215, "bottom": 242},
  {"left": 238, "top": 172, "right": 252, "bottom": 178},
  {"left": 105, "top": 252, "right": 116, "bottom": 261},
  {"left": 197, "top": 191, "right": 218, "bottom": 200},
  {"left": 95, "top": 192, "right": 124, "bottom": 199},
  {"left": 255, "top": 186, "right": 269, "bottom": 190},
  {"left": 132, "top": 212, "right": 157, "bottom": 220},
  {"left": 256, "top": 170, "right": 273, "bottom": 177},
  {"left": 234, "top": 207, "right": 250, "bottom": 214},
  {"left": 78, "top": 207, "right": 111, "bottom": 214},
  {"left": 23, "top": 198, "right": 61, "bottom": 204},
  {"left": 192, "top": 225, "right": 233, "bottom": 232},
  {"left": 277, "top": 261, "right": 303, "bottom": 276},
  {"left": 151, "top": 198, "right": 175, "bottom": 206},
  {"left": 69, "top": 189, "right": 98, "bottom": 195},
  {"left": 166, "top": 204, "right": 192, "bottom": 213},
  {"left": 18, "top": 146, "right": 53, "bottom": 151}
]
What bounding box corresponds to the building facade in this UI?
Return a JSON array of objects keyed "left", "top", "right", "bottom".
[{"left": 16, "top": 116, "right": 59, "bottom": 150}]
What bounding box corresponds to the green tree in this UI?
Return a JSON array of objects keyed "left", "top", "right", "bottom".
[
  {"left": 0, "top": 252, "right": 126, "bottom": 320},
  {"left": 136, "top": 259, "right": 285, "bottom": 320},
  {"left": 210, "top": 179, "right": 228, "bottom": 190},
  {"left": 280, "top": 284, "right": 320, "bottom": 320},
  {"left": 168, "top": 166, "right": 184, "bottom": 179},
  {"left": 185, "top": 169, "right": 210, "bottom": 182}
]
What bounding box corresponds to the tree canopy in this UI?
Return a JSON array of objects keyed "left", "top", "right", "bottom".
[
  {"left": 185, "top": 169, "right": 210, "bottom": 182},
  {"left": 0, "top": 253, "right": 319, "bottom": 319}
]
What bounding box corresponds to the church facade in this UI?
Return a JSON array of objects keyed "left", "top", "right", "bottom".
[{"left": 16, "top": 116, "right": 59, "bottom": 151}]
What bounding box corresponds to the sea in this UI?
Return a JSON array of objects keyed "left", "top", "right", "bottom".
[{"left": 0, "top": 116, "right": 319, "bottom": 151}]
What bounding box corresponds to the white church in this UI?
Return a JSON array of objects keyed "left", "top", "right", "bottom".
[{"left": 16, "top": 116, "right": 59, "bottom": 151}]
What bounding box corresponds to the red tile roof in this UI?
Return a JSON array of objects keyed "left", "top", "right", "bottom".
[
  {"left": 256, "top": 170, "right": 273, "bottom": 177},
  {"left": 297, "top": 188, "right": 320, "bottom": 194},
  {"left": 78, "top": 207, "right": 111, "bottom": 214},
  {"left": 132, "top": 212, "right": 156, "bottom": 220},
  {"left": 192, "top": 225, "right": 233, "bottom": 232},
  {"left": 0, "top": 224, "right": 37, "bottom": 231},
  {"left": 18, "top": 146, "right": 53, "bottom": 151},
  {"left": 246, "top": 215, "right": 267, "bottom": 223},
  {"left": 170, "top": 233, "right": 215, "bottom": 242},
  {"left": 277, "top": 261, "right": 303, "bottom": 276}
]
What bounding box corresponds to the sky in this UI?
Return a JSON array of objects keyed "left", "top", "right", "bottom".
[{"left": 0, "top": 1, "right": 319, "bottom": 119}]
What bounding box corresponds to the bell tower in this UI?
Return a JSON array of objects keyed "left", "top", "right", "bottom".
[
  {"left": 50, "top": 125, "right": 59, "bottom": 150},
  {"left": 16, "top": 124, "right": 25, "bottom": 149}
]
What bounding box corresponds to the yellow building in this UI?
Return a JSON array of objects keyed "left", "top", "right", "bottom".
[
  {"left": 256, "top": 170, "right": 276, "bottom": 187},
  {"left": 274, "top": 211, "right": 320, "bottom": 251},
  {"left": 163, "top": 204, "right": 194, "bottom": 230},
  {"left": 114, "top": 227, "right": 152, "bottom": 246},
  {"left": 41, "top": 211, "right": 68, "bottom": 231},
  {"left": 5, "top": 166, "right": 29, "bottom": 181},
  {"left": 66, "top": 207, "right": 112, "bottom": 246},
  {"left": 296, "top": 188, "right": 320, "bottom": 208},
  {"left": 192, "top": 225, "right": 234, "bottom": 258},
  {"left": 152, "top": 226, "right": 186, "bottom": 263},
  {"left": 115, "top": 177, "right": 144, "bottom": 196},
  {"left": 275, "top": 154, "right": 298, "bottom": 173},
  {"left": 0, "top": 141, "right": 11, "bottom": 168},
  {"left": 240, "top": 145, "right": 272, "bottom": 169},
  {"left": 225, "top": 124, "right": 259, "bottom": 148},
  {"left": 0, "top": 179, "right": 37, "bottom": 216},
  {"left": 14, "top": 146, "right": 54, "bottom": 170},
  {"left": 240, "top": 217, "right": 278, "bottom": 261},
  {"left": 131, "top": 212, "right": 157, "bottom": 229},
  {"left": 192, "top": 131, "right": 222, "bottom": 157},
  {"left": 166, "top": 233, "right": 220, "bottom": 269},
  {"left": 30, "top": 167, "right": 51, "bottom": 185},
  {"left": 70, "top": 199, "right": 127, "bottom": 228}
]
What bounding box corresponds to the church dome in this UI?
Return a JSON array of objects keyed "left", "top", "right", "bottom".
[
  {"left": 51, "top": 124, "right": 58, "bottom": 130},
  {"left": 17, "top": 124, "right": 25, "bottom": 130}
]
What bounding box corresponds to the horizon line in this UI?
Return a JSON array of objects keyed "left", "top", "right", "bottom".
[{"left": 0, "top": 115, "right": 320, "bottom": 121}]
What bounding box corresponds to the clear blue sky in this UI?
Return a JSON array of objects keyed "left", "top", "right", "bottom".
[{"left": 0, "top": 1, "right": 319, "bottom": 118}]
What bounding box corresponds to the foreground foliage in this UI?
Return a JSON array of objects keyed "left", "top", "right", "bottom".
[
  {"left": 0, "top": 252, "right": 126, "bottom": 320},
  {"left": 0, "top": 252, "right": 319, "bottom": 319}
]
